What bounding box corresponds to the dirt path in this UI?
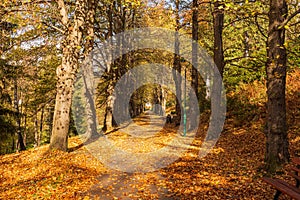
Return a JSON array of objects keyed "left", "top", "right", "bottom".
[{"left": 83, "top": 111, "right": 183, "bottom": 199}]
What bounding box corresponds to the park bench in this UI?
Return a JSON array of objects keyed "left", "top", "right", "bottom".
[{"left": 262, "top": 157, "right": 300, "bottom": 200}]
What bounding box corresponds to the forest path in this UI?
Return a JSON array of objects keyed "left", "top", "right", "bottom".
[{"left": 83, "top": 111, "right": 189, "bottom": 199}]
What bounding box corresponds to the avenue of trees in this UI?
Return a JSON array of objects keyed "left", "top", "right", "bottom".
[{"left": 0, "top": 0, "right": 299, "bottom": 173}]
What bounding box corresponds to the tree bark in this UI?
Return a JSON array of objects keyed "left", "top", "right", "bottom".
[
  {"left": 82, "top": 0, "right": 98, "bottom": 140},
  {"left": 103, "top": 84, "right": 115, "bottom": 132},
  {"left": 34, "top": 110, "right": 38, "bottom": 147},
  {"left": 103, "top": 2, "right": 115, "bottom": 132},
  {"left": 160, "top": 86, "right": 166, "bottom": 116},
  {"left": 213, "top": 1, "right": 224, "bottom": 76},
  {"left": 209, "top": 1, "right": 225, "bottom": 141},
  {"left": 172, "top": 0, "right": 182, "bottom": 125},
  {"left": 39, "top": 107, "right": 44, "bottom": 143},
  {"left": 14, "top": 78, "right": 26, "bottom": 151},
  {"left": 34, "top": 108, "right": 43, "bottom": 147},
  {"left": 191, "top": 0, "right": 199, "bottom": 96},
  {"left": 265, "top": 0, "right": 289, "bottom": 173},
  {"left": 23, "top": 114, "right": 27, "bottom": 146},
  {"left": 190, "top": 0, "right": 199, "bottom": 130},
  {"left": 49, "top": 0, "right": 86, "bottom": 151}
]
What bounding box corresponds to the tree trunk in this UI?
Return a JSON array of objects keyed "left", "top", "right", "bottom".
[
  {"left": 190, "top": 0, "right": 199, "bottom": 130},
  {"left": 160, "top": 86, "right": 166, "bottom": 116},
  {"left": 265, "top": 0, "right": 289, "bottom": 173},
  {"left": 103, "top": 84, "right": 115, "bottom": 132},
  {"left": 191, "top": 0, "right": 199, "bottom": 96},
  {"left": 49, "top": 0, "right": 86, "bottom": 151},
  {"left": 103, "top": 3, "right": 115, "bottom": 132},
  {"left": 34, "top": 110, "right": 38, "bottom": 147},
  {"left": 47, "top": 106, "right": 54, "bottom": 143},
  {"left": 82, "top": 0, "right": 98, "bottom": 140},
  {"left": 213, "top": 1, "right": 224, "bottom": 75},
  {"left": 209, "top": 1, "right": 225, "bottom": 141},
  {"left": 39, "top": 107, "right": 44, "bottom": 144},
  {"left": 23, "top": 114, "right": 27, "bottom": 146},
  {"left": 14, "top": 78, "right": 26, "bottom": 151},
  {"left": 153, "top": 86, "right": 162, "bottom": 115},
  {"left": 34, "top": 108, "right": 43, "bottom": 147},
  {"left": 172, "top": 0, "right": 182, "bottom": 125}
]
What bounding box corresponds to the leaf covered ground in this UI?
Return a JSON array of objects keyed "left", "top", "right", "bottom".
[{"left": 0, "top": 69, "right": 299, "bottom": 199}]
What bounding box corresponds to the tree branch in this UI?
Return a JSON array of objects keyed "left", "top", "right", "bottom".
[
  {"left": 224, "top": 16, "right": 251, "bottom": 29},
  {"left": 290, "top": 20, "right": 300, "bottom": 27},
  {"left": 42, "top": 22, "right": 64, "bottom": 34},
  {"left": 255, "top": 14, "right": 267, "bottom": 39},
  {"left": 55, "top": 0, "right": 68, "bottom": 26},
  {"left": 225, "top": 56, "right": 260, "bottom": 64},
  {"left": 226, "top": 63, "right": 260, "bottom": 72},
  {"left": 280, "top": 8, "right": 300, "bottom": 28}
]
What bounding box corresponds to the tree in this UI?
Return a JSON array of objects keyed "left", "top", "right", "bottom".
[
  {"left": 172, "top": 0, "right": 182, "bottom": 125},
  {"left": 0, "top": 59, "right": 18, "bottom": 153},
  {"left": 265, "top": 0, "right": 300, "bottom": 172},
  {"left": 189, "top": 0, "right": 199, "bottom": 130},
  {"left": 102, "top": 1, "right": 116, "bottom": 133},
  {"left": 101, "top": 1, "right": 144, "bottom": 132},
  {"left": 49, "top": 0, "right": 87, "bottom": 151},
  {"left": 81, "top": 0, "right": 98, "bottom": 140},
  {"left": 0, "top": 19, "right": 27, "bottom": 152},
  {"left": 13, "top": 66, "right": 26, "bottom": 151},
  {"left": 213, "top": 1, "right": 225, "bottom": 75}
]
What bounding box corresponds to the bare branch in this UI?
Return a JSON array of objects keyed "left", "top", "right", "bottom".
[
  {"left": 255, "top": 14, "right": 267, "bottom": 39},
  {"left": 224, "top": 16, "right": 251, "bottom": 29},
  {"left": 225, "top": 56, "right": 261, "bottom": 64},
  {"left": 290, "top": 20, "right": 300, "bottom": 27},
  {"left": 280, "top": 8, "right": 300, "bottom": 28},
  {"left": 42, "top": 22, "right": 64, "bottom": 34},
  {"left": 226, "top": 63, "right": 260, "bottom": 72}
]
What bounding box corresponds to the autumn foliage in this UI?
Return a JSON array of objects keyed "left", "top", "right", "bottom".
[{"left": 0, "top": 69, "right": 299, "bottom": 199}]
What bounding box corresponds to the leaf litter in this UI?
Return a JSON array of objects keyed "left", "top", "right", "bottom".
[{"left": 0, "top": 69, "right": 299, "bottom": 199}]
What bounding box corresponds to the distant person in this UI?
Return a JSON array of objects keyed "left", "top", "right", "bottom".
[{"left": 166, "top": 114, "right": 172, "bottom": 124}]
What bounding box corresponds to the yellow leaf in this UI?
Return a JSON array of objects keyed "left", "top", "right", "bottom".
[
  {"left": 284, "top": 25, "right": 290, "bottom": 30},
  {"left": 37, "top": 23, "right": 42, "bottom": 29}
]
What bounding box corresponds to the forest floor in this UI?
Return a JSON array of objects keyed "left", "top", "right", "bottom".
[{"left": 0, "top": 69, "right": 299, "bottom": 199}]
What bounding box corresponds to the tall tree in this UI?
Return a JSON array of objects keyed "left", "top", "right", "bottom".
[
  {"left": 172, "top": 0, "right": 182, "bottom": 125},
  {"left": 102, "top": 2, "right": 117, "bottom": 132},
  {"left": 213, "top": 1, "right": 224, "bottom": 75},
  {"left": 209, "top": 0, "right": 226, "bottom": 143},
  {"left": 13, "top": 75, "right": 26, "bottom": 151},
  {"left": 101, "top": 1, "right": 143, "bottom": 131},
  {"left": 0, "top": 20, "right": 26, "bottom": 152},
  {"left": 49, "top": 0, "right": 87, "bottom": 151},
  {"left": 189, "top": 0, "right": 199, "bottom": 130},
  {"left": 191, "top": 0, "right": 199, "bottom": 93},
  {"left": 265, "top": 0, "right": 299, "bottom": 172},
  {"left": 81, "top": 0, "right": 98, "bottom": 140}
]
